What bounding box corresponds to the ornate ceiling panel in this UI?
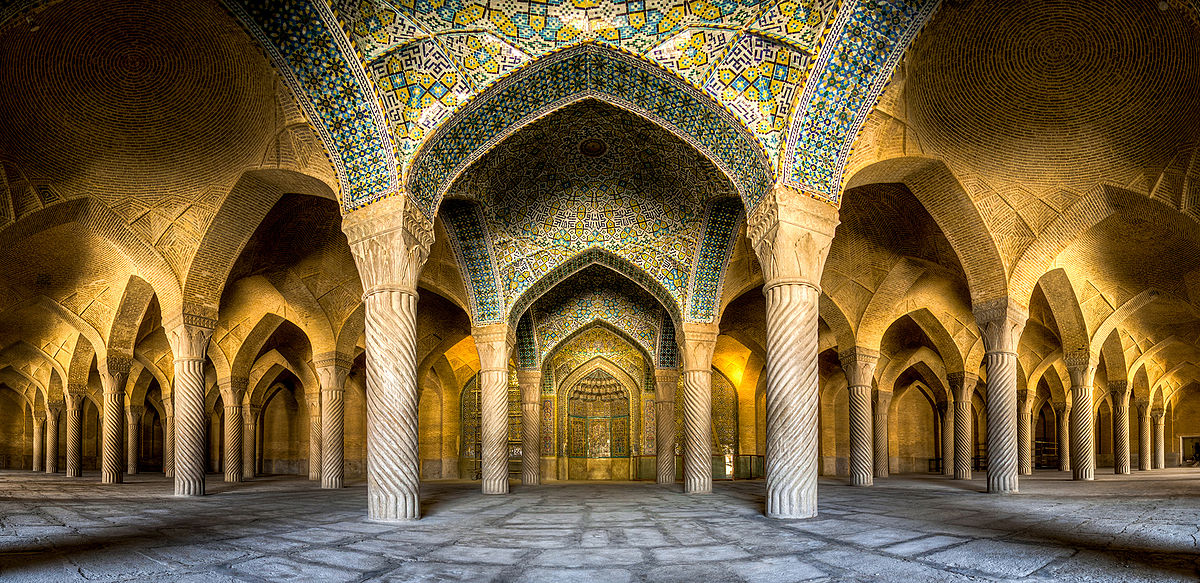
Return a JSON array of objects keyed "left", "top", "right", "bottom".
[
  {"left": 530, "top": 266, "right": 664, "bottom": 364},
  {"left": 550, "top": 325, "right": 648, "bottom": 384}
]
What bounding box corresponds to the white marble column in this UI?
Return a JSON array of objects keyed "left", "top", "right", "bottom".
[
  {"left": 31, "top": 413, "right": 44, "bottom": 472},
  {"left": 939, "top": 400, "right": 954, "bottom": 477},
  {"left": 1136, "top": 400, "right": 1151, "bottom": 471},
  {"left": 100, "top": 360, "right": 129, "bottom": 485},
  {"left": 872, "top": 390, "right": 891, "bottom": 479},
  {"left": 680, "top": 323, "right": 718, "bottom": 495},
  {"left": 975, "top": 299, "right": 1027, "bottom": 494},
  {"left": 343, "top": 194, "right": 433, "bottom": 521},
  {"left": 317, "top": 354, "right": 351, "bottom": 489},
  {"left": 654, "top": 369, "right": 679, "bottom": 485},
  {"left": 1054, "top": 402, "right": 1070, "bottom": 472},
  {"left": 474, "top": 324, "right": 513, "bottom": 495},
  {"left": 1152, "top": 409, "right": 1165, "bottom": 469},
  {"left": 65, "top": 392, "right": 83, "bottom": 477},
  {"left": 517, "top": 368, "right": 541, "bottom": 486},
  {"left": 1017, "top": 391, "right": 1032, "bottom": 475},
  {"left": 1067, "top": 356, "right": 1096, "bottom": 481},
  {"left": 45, "top": 406, "right": 60, "bottom": 473},
  {"left": 126, "top": 404, "right": 143, "bottom": 475},
  {"left": 948, "top": 373, "right": 977, "bottom": 480},
  {"left": 166, "top": 316, "right": 215, "bottom": 496},
  {"left": 746, "top": 185, "right": 838, "bottom": 519},
  {"left": 841, "top": 349, "right": 877, "bottom": 487},
  {"left": 1110, "top": 382, "right": 1130, "bottom": 475},
  {"left": 243, "top": 405, "right": 259, "bottom": 479}
]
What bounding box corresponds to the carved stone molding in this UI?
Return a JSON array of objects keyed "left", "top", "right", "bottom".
[
  {"left": 342, "top": 192, "right": 433, "bottom": 296},
  {"left": 747, "top": 183, "right": 839, "bottom": 290},
  {"left": 973, "top": 297, "right": 1028, "bottom": 355}
]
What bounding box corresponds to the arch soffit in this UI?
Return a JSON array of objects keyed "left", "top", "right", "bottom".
[
  {"left": 818, "top": 294, "right": 856, "bottom": 352},
  {"left": 106, "top": 275, "right": 156, "bottom": 361},
  {"left": 543, "top": 320, "right": 655, "bottom": 374},
  {"left": 228, "top": 313, "right": 286, "bottom": 382},
  {"left": 407, "top": 44, "right": 772, "bottom": 220},
  {"left": 0, "top": 340, "right": 66, "bottom": 394},
  {"left": 248, "top": 350, "right": 300, "bottom": 407},
  {"left": 906, "top": 308, "right": 966, "bottom": 375},
  {"left": 880, "top": 346, "right": 948, "bottom": 400},
  {"left": 855, "top": 259, "right": 928, "bottom": 351},
  {"left": 558, "top": 357, "right": 641, "bottom": 404},
  {"left": 1035, "top": 268, "right": 1089, "bottom": 357},
  {"left": 843, "top": 156, "right": 1007, "bottom": 304}
]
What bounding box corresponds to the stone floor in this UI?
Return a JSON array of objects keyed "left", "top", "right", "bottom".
[{"left": 0, "top": 469, "right": 1197, "bottom": 582}]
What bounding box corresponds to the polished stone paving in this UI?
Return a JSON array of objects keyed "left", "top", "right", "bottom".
[{"left": 0, "top": 469, "right": 1198, "bottom": 582}]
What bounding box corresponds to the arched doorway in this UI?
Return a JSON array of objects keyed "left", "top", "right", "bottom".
[{"left": 566, "top": 370, "right": 631, "bottom": 480}]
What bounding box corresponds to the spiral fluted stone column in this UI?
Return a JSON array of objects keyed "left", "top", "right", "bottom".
[
  {"left": 45, "top": 406, "right": 60, "bottom": 473},
  {"left": 1054, "top": 402, "right": 1070, "bottom": 472},
  {"left": 1067, "top": 357, "right": 1097, "bottom": 481},
  {"left": 305, "top": 393, "right": 321, "bottom": 481},
  {"left": 841, "top": 349, "right": 877, "bottom": 487},
  {"left": 65, "top": 393, "right": 83, "bottom": 477},
  {"left": 1110, "top": 383, "right": 1130, "bottom": 475},
  {"left": 31, "top": 414, "right": 44, "bottom": 472},
  {"left": 163, "top": 398, "right": 175, "bottom": 478},
  {"left": 167, "top": 315, "right": 215, "bottom": 497},
  {"left": 1152, "top": 409, "right": 1165, "bottom": 469},
  {"left": 872, "top": 390, "right": 891, "bottom": 479},
  {"left": 517, "top": 369, "right": 541, "bottom": 486},
  {"left": 940, "top": 401, "right": 954, "bottom": 477},
  {"left": 747, "top": 185, "right": 838, "bottom": 519},
  {"left": 654, "top": 369, "right": 679, "bottom": 485},
  {"left": 1137, "top": 400, "right": 1151, "bottom": 470},
  {"left": 126, "top": 405, "right": 143, "bottom": 475},
  {"left": 242, "top": 405, "right": 258, "bottom": 479},
  {"left": 100, "top": 361, "right": 129, "bottom": 485},
  {"left": 1017, "top": 391, "right": 1032, "bottom": 475},
  {"left": 344, "top": 194, "right": 433, "bottom": 521},
  {"left": 317, "top": 355, "right": 350, "bottom": 489},
  {"left": 474, "top": 324, "right": 513, "bottom": 495},
  {"left": 680, "top": 323, "right": 718, "bottom": 495},
  {"left": 948, "top": 372, "right": 976, "bottom": 480},
  {"left": 218, "top": 379, "right": 246, "bottom": 484},
  {"left": 975, "top": 299, "right": 1027, "bottom": 494}
]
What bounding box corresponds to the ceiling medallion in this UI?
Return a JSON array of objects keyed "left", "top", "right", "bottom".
[{"left": 579, "top": 137, "right": 608, "bottom": 158}]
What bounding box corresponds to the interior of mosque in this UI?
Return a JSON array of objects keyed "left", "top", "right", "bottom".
[{"left": 0, "top": 0, "right": 1198, "bottom": 524}]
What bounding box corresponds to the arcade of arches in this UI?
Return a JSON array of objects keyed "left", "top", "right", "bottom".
[{"left": 1, "top": 0, "right": 1199, "bottom": 580}]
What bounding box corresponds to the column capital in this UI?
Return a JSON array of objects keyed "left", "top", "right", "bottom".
[
  {"left": 1052, "top": 401, "right": 1069, "bottom": 415},
  {"left": 341, "top": 192, "right": 432, "bottom": 296},
  {"left": 746, "top": 182, "right": 839, "bottom": 290},
  {"left": 973, "top": 297, "right": 1028, "bottom": 354},
  {"left": 679, "top": 322, "right": 719, "bottom": 372},
  {"left": 1108, "top": 380, "right": 1130, "bottom": 399},
  {"left": 1135, "top": 398, "right": 1150, "bottom": 413},
  {"left": 1064, "top": 350, "right": 1098, "bottom": 388},
  {"left": 218, "top": 376, "right": 248, "bottom": 404},
  {"left": 1151, "top": 408, "right": 1165, "bottom": 421},
  {"left": 654, "top": 368, "right": 680, "bottom": 401},
  {"left": 516, "top": 368, "right": 541, "bottom": 404},
  {"left": 315, "top": 356, "right": 351, "bottom": 396},
  {"left": 873, "top": 388, "right": 893, "bottom": 408},
  {"left": 935, "top": 400, "right": 949, "bottom": 414},
  {"left": 946, "top": 371, "right": 978, "bottom": 402},
  {"left": 46, "top": 404, "right": 63, "bottom": 416},
  {"left": 839, "top": 347, "right": 879, "bottom": 388},
  {"left": 473, "top": 324, "right": 513, "bottom": 372},
  {"left": 166, "top": 317, "right": 214, "bottom": 361},
  {"left": 125, "top": 404, "right": 144, "bottom": 416},
  {"left": 314, "top": 351, "right": 354, "bottom": 372},
  {"left": 33, "top": 409, "right": 46, "bottom": 421}
]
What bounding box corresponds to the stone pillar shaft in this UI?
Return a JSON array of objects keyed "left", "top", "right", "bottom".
[
  {"left": 65, "top": 394, "right": 83, "bottom": 478},
  {"left": 1070, "top": 383, "right": 1094, "bottom": 481},
  {"left": 318, "top": 358, "right": 349, "bottom": 490},
  {"left": 848, "top": 386, "right": 874, "bottom": 486},
  {"left": 654, "top": 370, "right": 678, "bottom": 485},
  {"left": 100, "top": 366, "right": 127, "bottom": 485},
  {"left": 31, "top": 416, "right": 44, "bottom": 472},
  {"left": 681, "top": 369, "right": 712, "bottom": 494},
  {"left": 940, "top": 402, "right": 954, "bottom": 477},
  {"left": 1137, "top": 403, "right": 1151, "bottom": 471},
  {"left": 307, "top": 396, "right": 321, "bottom": 482},
  {"left": 1152, "top": 411, "right": 1165, "bottom": 469},
  {"left": 224, "top": 404, "right": 242, "bottom": 483},
  {"left": 45, "top": 408, "right": 59, "bottom": 473},
  {"left": 126, "top": 405, "right": 143, "bottom": 475},
  {"left": 517, "top": 369, "right": 541, "bottom": 486},
  {"left": 872, "top": 393, "right": 890, "bottom": 479},
  {"left": 1111, "top": 388, "right": 1130, "bottom": 475},
  {"left": 163, "top": 411, "right": 175, "bottom": 478},
  {"left": 168, "top": 320, "right": 215, "bottom": 496},
  {"left": 1054, "top": 404, "right": 1070, "bottom": 472},
  {"left": 975, "top": 299, "right": 1026, "bottom": 494},
  {"left": 949, "top": 373, "right": 976, "bottom": 480},
  {"left": 474, "top": 325, "right": 512, "bottom": 496},
  {"left": 1017, "top": 393, "right": 1032, "bottom": 475},
  {"left": 243, "top": 407, "right": 258, "bottom": 479}
]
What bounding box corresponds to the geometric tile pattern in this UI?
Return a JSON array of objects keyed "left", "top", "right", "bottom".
[
  {"left": 410, "top": 45, "right": 772, "bottom": 216},
  {"left": 704, "top": 33, "right": 809, "bottom": 169},
  {"left": 516, "top": 312, "right": 538, "bottom": 368},
  {"left": 441, "top": 201, "right": 503, "bottom": 322},
  {"left": 656, "top": 312, "right": 678, "bottom": 369},
  {"left": 334, "top": 0, "right": 422, "bottom": 61},
  {"left": 227, "top": 0, "right": 398, "bottom": 212},
  {"left": 531, "top": 266, "right": 664, "bottom": 364},
  {"left": 687, "top": 197, "right": 743, "bottom": 322},
  {"left": 646, "top": 27, "right": 739, "bottom": 89},
  {"left": 369, "top": 39, "right": 473, "bottom": 163},
  {"left": 550, "top": 325, "right": 648, "bottom": 391},
  {"left": 437, "top": 32, "right": 530, "bottom": 91},
  {"left": 783, "top": 0, "right": 941, "bottom": 202},
  {"left": 749, "top": 0, "right": 839, "bottom": 51}
]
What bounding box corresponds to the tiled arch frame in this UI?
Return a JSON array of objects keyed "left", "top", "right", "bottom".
[
  {"left": 543, "top": 320, "right": 658, "bottom": 376},
  {"left": 407, "top": 43, "right": 775, "bottom": 220}
]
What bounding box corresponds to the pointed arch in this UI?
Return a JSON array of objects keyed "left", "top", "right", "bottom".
[
  {"left": 107, "top": 275, "right": 156, "bottom": 361},
  {"left": 818, "top": 294, "right": 856, "bottom": 352},
  {"left": 1090, "top": 290, "right": 1157, "bottom": 359},
  {"left": 407, "top": 44, "right": 772, "bottom": 218},
  {"left": 856, "top": 259, "right": 928, "bottom": 351},
  {"left": 1036, "top": 268, "right": 1090, "bottom": 357},
  {"left": 844, "top": 157, "right": 1007, "bottom": 303},
  {"left": 543, "top": 321, "right": 656, "bottom": 374}
]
